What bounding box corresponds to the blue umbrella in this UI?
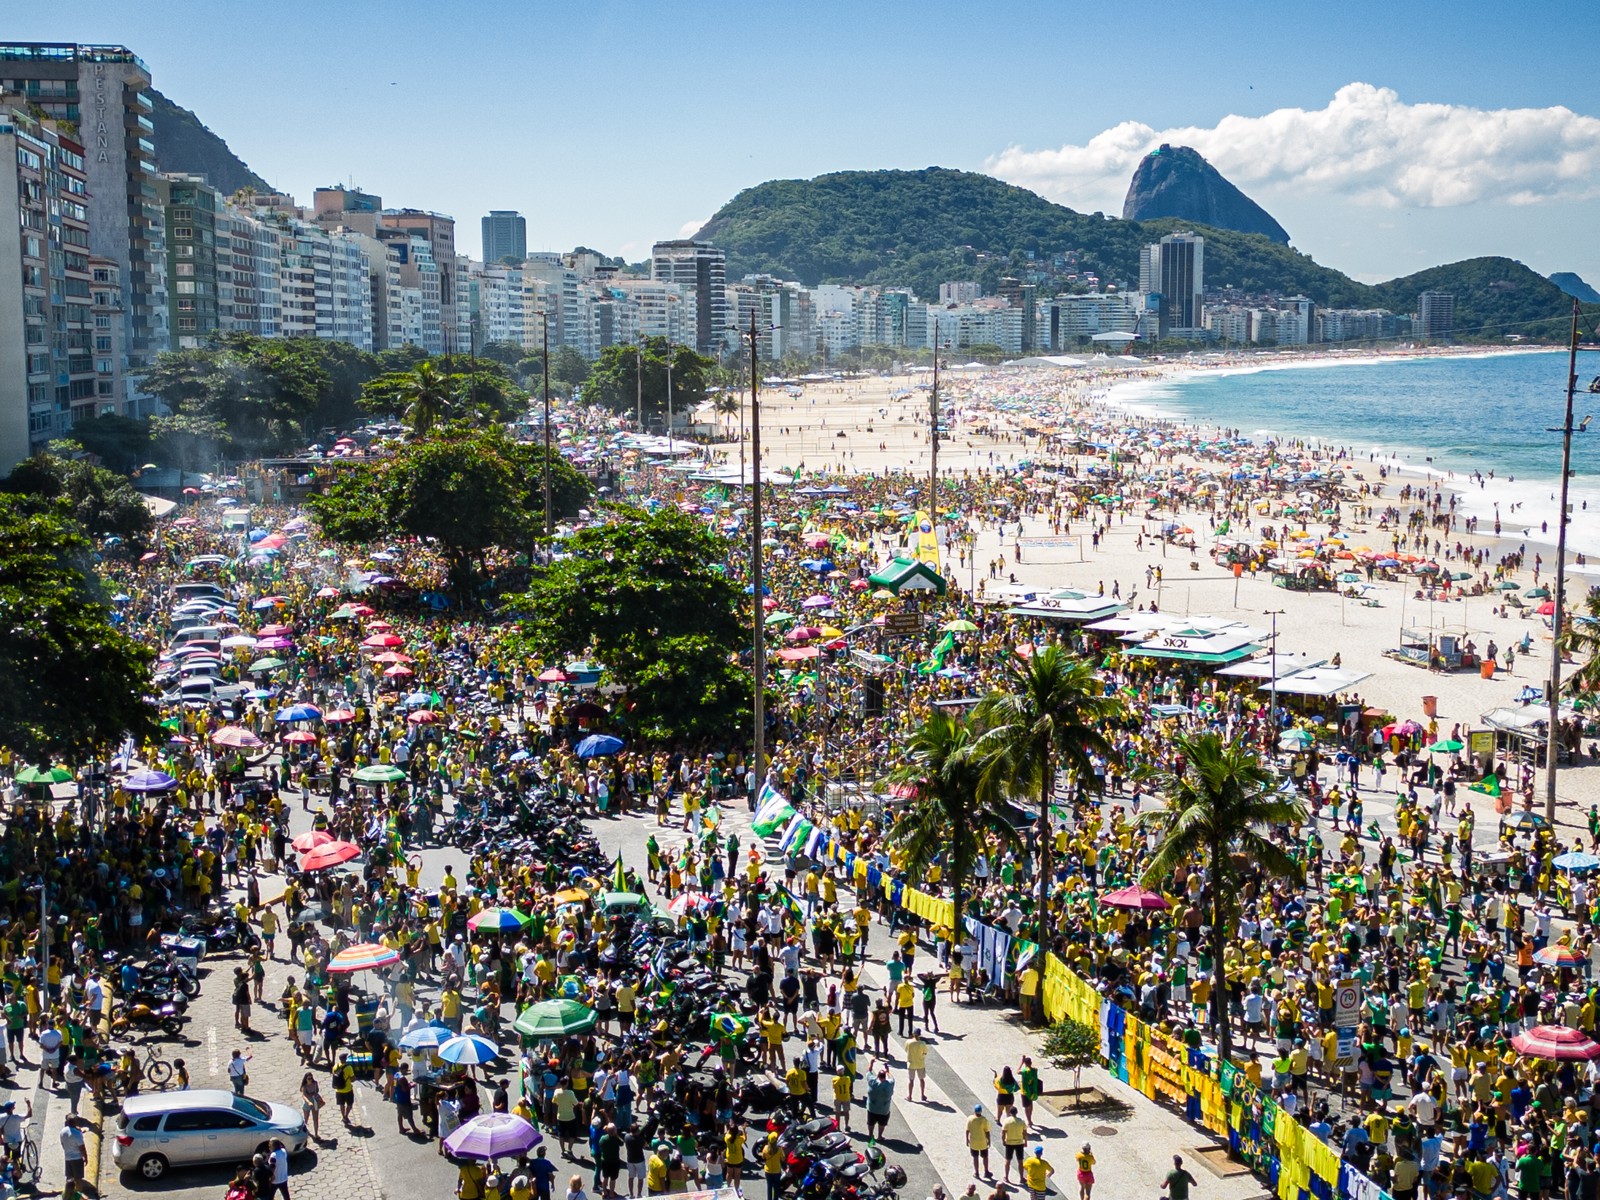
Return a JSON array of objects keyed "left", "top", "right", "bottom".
[
  {"left": 274, "top": 704, "right": 322, "bottom": 723},
  {"left": 575, "top": 734, "right": 624, "bottom": 759},
  {"left": 437, "top": 1034, "right": 500, "bottom": 1065},
  {"left": 1555, "top": 853, "right": 1600, "bottom": 873},
  {"left": 123, "top": 769, "right": 177, "bottom": 793},
  {"left": 399, "top": 1022, "right": 455, "bottom": 1051}
]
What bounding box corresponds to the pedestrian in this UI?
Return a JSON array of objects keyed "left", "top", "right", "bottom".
[
  {"left": 233, "top": 967, "right": 253, "bottom": 1033},
  {"left": 299, "top": 1072, "right": 324, "bottom": 1140},
  {"left": 1024, "top": 1147, "right": 1055, "bottom": 1200},
  {"left": 967, "top": 1104, "right": 992, "bottom": 1177},
  {"left": 268, "top": 1138, "right": 292, "bottom": 1200},
  {"left": 905, "top": 1029, "right": 929, "bottom": 1102},
  {"left": 332, "top": 1051, "right": 356, "bottom": 1125},
  {"left": 865, "top": 1064, "right": 894, "bottom": 1141},
  {"left": 60, "top": 1116, "right": 87, "bottom": 1190},
  {"left": 395, "top": 1065, "right": 421, "bottom": 1135},
  {"left": 1161, "top": 1154, "right": 1197, "bottom": 1200},
  {"left": 1001, "top": 1108, "right": 1027, "bottom": 1183},
  {"left": 228, "top": 1049, "right": 251, "bottom": 1097},
  {"left": 1075, "top": 1143, "right": 1096, "bottom": 1200}
]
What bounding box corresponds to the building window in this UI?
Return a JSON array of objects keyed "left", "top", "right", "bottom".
[{"left": 173, "top": 226, "right": 193, "bottom": 240}]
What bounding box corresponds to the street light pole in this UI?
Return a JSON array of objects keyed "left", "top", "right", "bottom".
[
  {"left": 635, "top": 335, "right": 643, "bottom": 432},
  {"left": 1265, "top": 608, "right": 1286, "bottom": 745},
  {"left": 1546, "top": 298, "right": 1596, "bottom": 821},
  {"left": 748, "top": 312, "right": 766, "bottom": 791}
]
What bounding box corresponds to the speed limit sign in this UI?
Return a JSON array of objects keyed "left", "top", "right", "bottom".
[{"left": 1333, "top": 980, "right": 1361, "bottom": 1028}]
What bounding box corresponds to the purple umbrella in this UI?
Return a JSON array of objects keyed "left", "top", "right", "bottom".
[
  {"left": 123, "top": 769, "right": 178, "bottom": 793},
  {"left": 801, "top": 594, "right": 834, "bottom": 609},
  {"left": 255, "top": 636, "right": 295, "bottom": 651},
  {"left": 442, "top": 1113, "right": 542, "bottom": 1160}
]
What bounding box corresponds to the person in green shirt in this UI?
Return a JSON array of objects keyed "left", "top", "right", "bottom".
[
  {"left": 1515, "top": 1151, "right": 1542, "bottom": 1200},
  {"left": 1162, "top": 1155, "right": 1197, "bottom": 1200}
]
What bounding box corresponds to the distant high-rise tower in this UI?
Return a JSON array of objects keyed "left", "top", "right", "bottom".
[
  {"left": 650, "top": 240, "right": 727, "bottom": 355},
  {"left": 1418, "top": 291, "right": 1454, "bottom": 342},
  {"left": 1141, "top": 233, "right": 1204, "bottom": 337},
  {"left": 482, "top": 211, "right": 526, "bottom": 265}
]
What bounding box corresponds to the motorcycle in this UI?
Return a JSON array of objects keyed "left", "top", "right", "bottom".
[{"left": 112, "top": 1002, "right": 186, "bottom": 1038}]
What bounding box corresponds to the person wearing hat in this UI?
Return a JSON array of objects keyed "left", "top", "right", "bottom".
[
  {"left": 1023, "top": 1146, "right": 1054, "bottom": 1200},
  {"left": 966, "top": 1103, "right": 992, "bottom": 1177}
]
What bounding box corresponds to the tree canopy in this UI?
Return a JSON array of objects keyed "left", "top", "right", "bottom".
[
  {"left": 0, "top": 495, "right": 159, "bottom": 761},
  {"left": 584, "top": 338, "right": 715, "bottom": 423},
  {"left": 3, "top": 453, "right": 155, "bottom": 549},
  {"left": 357, "top": 359, "right": 527, "bottom": 432},
  {"left": 308, "top": 426, "right": 590, "bottom": 593},
  {"left": 511, "top": 508, "right": 751, "bottom": 742}
]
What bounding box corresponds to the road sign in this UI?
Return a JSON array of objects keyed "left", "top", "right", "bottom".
[
  {"left": 1333, "top": 979, "right": 1361, "bottom": 1028},
  {"left": 881, "top": 613, "right": 923, "bottom": 637},
  {"left": 1336, "top": 1029, "right": 1357, "bottom": 1060}
]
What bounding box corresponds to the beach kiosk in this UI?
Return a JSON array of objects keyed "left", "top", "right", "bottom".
[{"left": 867, "top": 557, "right": 947, "bottom": 596}]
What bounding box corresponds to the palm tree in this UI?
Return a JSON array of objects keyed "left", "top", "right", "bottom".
[
  {"left": 889, "top": 709, "right": 1020, "bottom": 944},
  {"left": 1138, "top": 731, "right": 1304, "bottom": 1060},
  {"left": 1558, "top": 588, "right": 1600, "bottom": 697},
  {"left": 972, "top": 645, "right": 1117, "bottom": 919},
  {"left": 400, "top": 361, "right": 455, "bottom": 437}
]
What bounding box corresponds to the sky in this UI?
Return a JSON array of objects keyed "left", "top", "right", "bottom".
[{"left": 16, "top": 0, "right": 1600, "bottom": 286}]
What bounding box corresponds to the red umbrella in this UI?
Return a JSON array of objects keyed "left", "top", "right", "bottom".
[
  {"left": 282, "top": 730, "right": 317, "bottom": 744},
  {"left": 299, "top": 840, "right": 360, "bottom": 871},
  {"left": 323, "top": 709, "right": 356, "bottom": 723},
  {"left": 1510, "top": 1025, "right": 1600, "bottom": 1060},
  {"left": 291, "top": 830, "right": 335, "bottom": 852},
  {"left": 1537, "top": 601, "right": 1556, "bottom": 616},
  {"left": 408, "top": 710, "right": 440, "bottom": 724},
  {"left": 372, "top": 651, "right": 413, "bottom": 664},
  {"left": 1101, "top": 886, "right": 1170, "bottom": 911},
  {"left": 363, "top": 633, "right": 404, "bottom": 649},
  {"left": 257, "top": 623, "right": 293, "bottom": 637},
  {"left": 383, "top": 664, "right": 414, "bottom": 678},
  {"left": 538, "top": 668, "right": 573, "bottom": 683}
]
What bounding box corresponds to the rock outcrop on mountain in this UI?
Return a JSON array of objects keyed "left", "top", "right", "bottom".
[
  {"left": 1121, "top": 144, "right": 1289, "bottom": 245},
  {"left": 1550, "top": 272, "right": 1600, "bottom": 304},
  {"left": 150, "top": 89, "right": 268, "bottom": 197}
]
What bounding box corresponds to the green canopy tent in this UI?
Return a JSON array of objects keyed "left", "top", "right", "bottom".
[{"left": 866, "top": 557, "right": 947, "bottom": 596}]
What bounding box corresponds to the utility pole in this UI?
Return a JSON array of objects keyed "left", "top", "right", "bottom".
[
  {"left": 666, "top": 348, "right": 674, "bottom": 454},
  {"left": 1546, "top": 298, "right": 1596, "bottom": 821},
  {"left": 1265, "top": 608, "right": 1286, "bottom": 747},
  {"left": 748, "top": 312, "right": 766, "bottom": 791},
  {"left": 541, "top": 312, "right": 552, "bottom": 537}
]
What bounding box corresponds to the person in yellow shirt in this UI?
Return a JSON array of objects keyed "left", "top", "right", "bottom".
[{"left": 831, "top": 1071, "right": 854, "bottom": 1132}]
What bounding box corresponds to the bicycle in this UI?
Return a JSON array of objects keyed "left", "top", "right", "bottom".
[
  {"left": 9, "top": 1136, "right": 39, "bottom": 1186},
  {"left": 104, "top": 1044, "right": 175, "bottom": 1098}
]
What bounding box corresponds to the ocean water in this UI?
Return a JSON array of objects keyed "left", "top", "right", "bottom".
[{"left": 1109, "top": 350, "right": 1600, "bottom": 559}]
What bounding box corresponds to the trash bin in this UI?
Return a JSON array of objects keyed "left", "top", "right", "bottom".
[
  {"left": 1422, "top": 695, "right": 1438, "bottom": 717},
  {"left": 1481, "top": 660, "right": 1497, "bottom": 679}
]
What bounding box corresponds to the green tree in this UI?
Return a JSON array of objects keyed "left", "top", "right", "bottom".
[
  {"left": 889, "top": 709, "right": 1020, "bottom": 944},
  {"left": 1138, "top": 732, "right": 1304, "bottom": 1060},
  {"left": 308, "top": 427, "right": 589, "bottom": 593},
  {"left": 1040, "top": 1019, "right": 1099, "bottom": 1099},
  {"left": 973, "top": 646, "right": 1118, "bottom": 922},
  {"left": 360, "top": 360, "right": 525, "bottom": 432},
  {"left": 0, "top": 495, "right": 160, "bottom": 761},
  {"left": 396, "top": 361, "right": 455, "bottom": 437},
  {"left": 58, "top": 413, "right": 152, "bottom": 474},
  {"left": 549, "top": 346, "right": 591, "bottom": 391},
  {"left": 3, "top": 453, "right": 155, "bottom": 548},
  {"left": 511, "top": 508, "right": 750, "bottom": 742},
  {"left": 1559, "top": 590, "right": 1600, "bottom": 699},
  {"left": 479, "top": 341, "right": 524, "bottom": 367},
  {"left": 585, "top": 338, "right": 714, "bottom": 423}
]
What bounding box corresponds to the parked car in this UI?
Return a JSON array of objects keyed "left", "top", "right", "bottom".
[{"left": 112, "top": 1089, "right": 308, "bottom": 1181}]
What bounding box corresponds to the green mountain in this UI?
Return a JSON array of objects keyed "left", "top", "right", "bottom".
[
  {"left": 150, "top": 89, "right": 268, "bottom": 197},
  {"left": 696, "top": 168, "right": 1582, "bottom": 341}
]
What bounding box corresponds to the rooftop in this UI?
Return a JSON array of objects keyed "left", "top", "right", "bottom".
[{"left": 0, "top": 43, "right": 150, "bottom": 72}]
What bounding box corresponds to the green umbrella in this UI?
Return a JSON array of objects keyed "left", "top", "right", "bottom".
[
  {"left": 941, "top": 619, "right": 978, "bottom": 632},
  {"left": 352, "top": 764, "right": 407, "bottom": 784},
  {"left": 513, "top": 999, "right": 597, "bottom": 1038},
  {"left": 1337, "top": 572, "right": 1363, "bottom": 583},
  {"left": 600, "top": 891, "right": 647, "bottom": 910},
  {"left": 1426, "top": 739, "right": 1465, "bottom": 753},
  {"left": 1496, "top": 581, "right": 1521, "bottom": 592},
  {"left": 16, "top": 765, "right": 73, "bottom": 786},
  {"left": 249, "top": 657, "right": 286, "bottom": 673},
  {"left": 765, "top": 612, "right": 796, "bottom": 627},
  {"left": 1526, "top": 586, "right": 1551, "bottom": 599}
]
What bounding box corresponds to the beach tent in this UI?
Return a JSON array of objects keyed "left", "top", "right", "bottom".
[
  {"left": 867, "top": 557, "right": 947, "bottom": 596},
  {"left": 1263, "top": 666, "right": 1375, "bottom": 697}
]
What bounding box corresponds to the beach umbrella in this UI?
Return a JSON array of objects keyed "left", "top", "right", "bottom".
[
  {"left": 282, "top": 730, "right": 317, "bottom": 745},
  {"left": 1526, "top": 587, "right": 1551, "bottom": 599},
  {"left": 399, "top": 1022, "right": 455, "bottom": 1051},
  {"left": 353, "top": 764, "right": 406, "bottom": 784},
  {"left": 328, "top": 942, "right": 401, "bottom": 973},
  {"left": 1511, "top": 1025, "right": 1600, "bottom": 1060},
  {"left": 407, "top": 710, "right": 440, "bottom": 725},
  {"left": 248, "top": 657, "right": 286, "bottom": 673},
  {"left": 514, "top": 999, "right": 597, "bottom": 1038},
  {"left": 1336, "top": 572, "right": 1363, "bottom": 584},
  {"left": 299, "top": 840, "right": 360, "bottom": 871},
  {"left": 538, "top": 667, "right": 574, "bottom": 683},
  {"left": 15, "top": 765, "right": 74, "bottom": 786},
  {"left": 667, "top": 892, "right": 711, "bottom": 916},
  {"left": 220, "top": 635, "right": 258, "bottom": 650},
  {"left": 362, "top": 633, "right": 404, "bottom": 649},
  {"left": 1538, "top": 601, "right": 1556, "bottom": 616},
  {"left": 1278, "top": 729, "right": 1315, "bottom": 750},
  {"left": 1533, "top": 945, "right": 1588, "bottom": 970},
  {"left": 291, "top": 830, "right": 335, "bottom": 852},
  {"left": 323, "top": 709, "right": 357, "bottom": 723},
  {"left": 575, "top": 734, "right": 624, "bottom": 759},
  {"left": 468, "top": 907, "right": 531, "bottom": 932},
  {"left": 1496, "top": 581, "right": 1521, "bottom": 592},
  {"left": 1503, "top": 811, "right": 1549, "bottom": 832},
  {"left": 437, "top": 1034, "right": 500, "bottom": 1066},
  {"left": 801, "top": 594, "right": 834, "bottom": 609},
  {"left": 1426, "top": 739, "right": 1464, "bottom": 753},
  {"left": 383, "top": 664, "right": 414, "bottom": 678},
  {"left": 1554, "top": 852, "right": 1600, "bottom": 873},
  {"left": 211, "top": 726, "right": 264, "bottom": 749},
  {"left": 941, "top": 619, "right": 979, "bottom": 632},
  {"left": 123, "top": 769, "right": 177, "bottom": 793},
  {"left": 274, "top": 704, "right": 322, "bottom": 723},
  {"left": 443, "top": 1113, "right": 541, "bottom": 1161},
  {"left": 257, "top": 623, "right": 293, "bottom": 637},
  {"left": 1101, "top": 886, "right": 1169, "bottom": 911}
]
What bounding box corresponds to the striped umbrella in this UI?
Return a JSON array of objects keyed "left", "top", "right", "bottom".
[
  {"left": 399, "top": 1022, "right": 454, "bottom": 1050},
  {"left": 437, "top": 1034, "right": 500, "bottom": 1065},
  {"left": 328, "top": 943, "right": 402, "bottom": 974},
  {"left": 467, "top": 908, "right": 531, "bottom": 932},
  {"left": 1510, "top": 1024, "right": 1600, "bottom": 1060},
  {"left": 1532, "top": 945, "right": 1587, "bottom": 970}
]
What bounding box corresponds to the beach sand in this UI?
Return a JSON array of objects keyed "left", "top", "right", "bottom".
[{"left": 705, "top": 363, "right": 1600, "bottom": 833}]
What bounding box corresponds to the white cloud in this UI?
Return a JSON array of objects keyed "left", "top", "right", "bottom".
[
  {"left": 986, "top": 83, "right": 1600, "bottom": 214},
  {"left": 678, "top": 216, "right": 710, "bottom": 238}
]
